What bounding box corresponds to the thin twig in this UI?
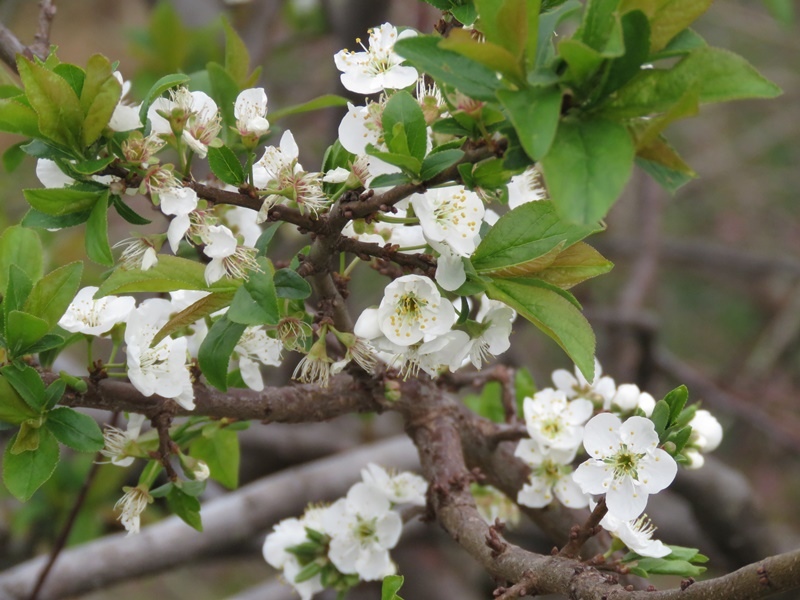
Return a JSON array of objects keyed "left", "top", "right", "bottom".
[
  {"left": 31, "top": 0, "right": 56, "bottom": 58},
  {"left": 558, "top": 497, "right": 608, "bottom": 559},
  {"left": 152, "top": 412, "right": 178, "bottom": 481},
  {"left": 28, "top": 411, "right": 120, "bottom": 600}
]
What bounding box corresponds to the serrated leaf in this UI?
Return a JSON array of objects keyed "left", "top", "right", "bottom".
[
  {"left": 80, "top": 54, "right": 122, "bottom": 146},
  {"left": 139, "top": 73, "right": 191, "bottom": 126},
  {"left": 0, "top": 225, "right": 43, "bottom": 289},
  {"left": 254, "top": 222, "right": 282, "bottom": 257},
  {"left": 540, "top": 118, "right": 634, "bottom": 224},
  {"left": 23, "top": 187, "right": 104, "bottom": 216},
  {"left": 17, "top": 57, "right": 83, "bottom": 150},
  {"left": 370, "top": 173, "right": 412, "bottom": 188},
  {"left": 3, "top": 141, "right": 27, "bottom": 172},
  {"left": 152, "top": 291, "right": 235, "bottom": 346},
  {"left": 45, "top": 407, "right": 104, "bottom": 452},
  {"left": 112, "top": 196, "right": 152, "bottom": 225},
  {"left": 22, "top": 207, "right": 92, "bottom": 230},
  {"left": 663, "top": 384, "right": 688, "bottom": 423},
  {"left": 198, "top": 315, "right": 246, "bottom": 391},
  {"left": 189, "top": 428, "right": 240, "bottom": 489},
  {"left": 1, "top": 364, "right": 46, "bottom": 412},
  {"left": 619, "top": 0, "right": 713, "bottom": 52},
  {"left": 166, "top": 486, "right": 203, "bottom": 531},
  {"left": 207, "top": 145, "right": 245, "bottom": 186},
  {"left": 86, "top": 193, "right": 113, "bottom": 266},
  {"left": 440, "top": 29, "right": 525, "bottom": 84},
  {"left": 43, "top": 379, "right": 66, "bottom": 411},
  {"left": 0, "top": 97, "right": 41, "bottom": 138},
  {"left": 3, "top": 427, "right": 60, "bottom": 501},
  {"left": 95, "top": 255, "right": 238, "bottom": 297},
  {"left": 365, "top": 146, "right": 421, "bottom": 177},
  {"left": 472, "top": 201, "right": 602, "bottom": 275},
  {"left": 650, "top": 399, "right": 670, "bottom": 438},
  {"left": 227, "top": 259, "right": 279, "bottom": 326},
  {"left": 536, "top": 242, "right": 613, "bottom": 288},
  {"left": 23, "top": 261, "right": 83, "bottom": 330},
  {"left": 604, "top": 47, "right": 782, "bottom": 118},
  {"left": 382, "top": 91, "right": 428, "bottom": 162},
  {"left": 274, "top": 269, "right": 312, "bottom": 299},
  {"left": 596, "top": 10, "right": 651, "bottom": 98},
  {"left": 394, "top": 35, "right": 505, "bottom": 102},
  {"left": 7, "top": 311, "right": 49, "bottom": 356},
  {"left": 0, "top": 374, "right": 38, "bottom": 425},
  {"left": 381, "top": 574, "right": 405, "bottom": 600},
  {"left": 497, "top": 85, "right": 561, "bottom": 161},
  {"left": 420, "top": 149, "right": 464, "bottom": 181},
  {"left": 486, "top": 277, "right": 595, "bottom": 380}
]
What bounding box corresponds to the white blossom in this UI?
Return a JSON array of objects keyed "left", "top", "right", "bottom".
[
  {"left": 376, "top": 274, "right": 455, "bottom": 346},
  {"left": 114, "top": 485, "right": 152, "bottom": 535},
  {"left": 234, "top": 87, "right": 270, "bottom": 137},
  {"left": 514, "top": 441, "right": 588, "bottom": 509},
  {"left": 234, "top": 327, "right": 283, "bottom": 391},
  {"left": 599, "top": 510, "right": 672, "bottom": 558},
  {"left": 263, "top": 515, "right": 326, "bottom": 600},
  {"left": 361, "top": 463, "right": 427, "bottom": 506},
  {"left": 573, "top": 413, "right": 678, "bottom": 521},
  {"left": 610, "top": 384, "right": 656, "bottom": 415},
  {"left": 58, "top": 287, "right": 135, "bottom": 336},
  {"left": 98, "top": 413, "right": 146, "bottom": 467},
  {"left": 551, "top": 358, "right": 616, "bottom": 409},
  {"left": 411, "top": 185, "right": 484, "bottom": 257},
  {"left": 334, "top": 23, "right": 418, "bottom": 95},
  {"left": 322, "top": 482, "right": 402, "bottom": 581},
  {"left": 148, "top": 88, "right": 221, "bottom": 158},
  {"left": 125, "top": 299, "right": 194, "bottom": 410},
  {"left": 522, "top": 388, "right": 593, "bottom": 452},
  {"left": 201, "top": 224, "right": 259, "bottom": 284},
  {"left": 108, "top": 71, "right": 142, "bottom": 132},
  {"left": 507, "top": 166, "right": 547, "bottom": 209},
  {"left": 114, "top": 237, "right": 160, "bottom": 271},
  {"left": 452, "top": 301, "right": 515, "bottom": 370},
  {"left": 688, "top": 409, "right": 723, "bottom": 453}
]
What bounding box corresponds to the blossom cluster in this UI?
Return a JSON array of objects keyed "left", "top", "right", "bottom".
[
  {"left": 263, "top": 464, "right": 426, "bottom": 599},
  {"left": 514, "top": 361, "right": 724, "bottom": 558}
]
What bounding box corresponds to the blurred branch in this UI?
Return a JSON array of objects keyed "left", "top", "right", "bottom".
[
  {"left": 0, "top": 436, "right": 420, "bottom": 600},
  {"left": 0, "top": 0, "right": 56, "bottom": 73}
]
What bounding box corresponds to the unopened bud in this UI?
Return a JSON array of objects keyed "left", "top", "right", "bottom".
[{"left": 384, "top": 380, "right": 401, "bottom": 402}]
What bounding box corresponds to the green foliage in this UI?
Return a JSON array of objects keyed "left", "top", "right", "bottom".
[
  {"left": 381, "top": 575, "right": 405, "bottom": 600},
  {"left": 497, "top": 86, "right": 562, "bottom": 161},
  {"left": 208, "top": 145, "right": 246, "bottom": 186},
  {"left": 3, "top": 427, "right": 60, "bottom": 501},
  {"left": 190, "top": 425, "right": 240, "bottom": 489},
  {"left": 0, "top": 225, "right": 43, "bottom": 289},
  {"left": 198, "top": 315, "right": 246, "bottom": 391},
  {"left": 166, "top": 485, "right": 203, "bottom": 531},
  {"left": 45, "top": 407, "right": 104, "bottom": 453},
  {"left": 623, "top": 545, "right": 708, "bottom": 578}
]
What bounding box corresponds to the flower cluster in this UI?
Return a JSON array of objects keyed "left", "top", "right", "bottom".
[
  {"left": 514, "top": 361, "right": 724, "bottom": 558},
  {"left": 263, "top": 464, "right": 426, "bottom": 598}
]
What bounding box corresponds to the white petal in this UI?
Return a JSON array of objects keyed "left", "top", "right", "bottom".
[
  {"left": 355, "top": 547, "right": 396, "bottom": 581},
  {"left": 553, "top": 477, "right": 590, "bottom": 508},
  {"left": 620, "top": 416, "right": 659, "bottom": 453},
  {"left": 375, "top": 510, "right": 402, "bottom": 548},
  {"left": 637, "top": 449, "right": 677, "bottom": 494},
  {"left": 583, "top": 413, "right": 622, "bottom": 459},
  {"left": 572, "top": 460, "right": 612, "bottom": 495},
  {"left": 606, "top": 476, "right": 647, "bottom": 521}
]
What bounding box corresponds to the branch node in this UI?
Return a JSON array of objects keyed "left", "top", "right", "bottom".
[{"left": 680, "top": 577, "right": 696, "bottom": 591}]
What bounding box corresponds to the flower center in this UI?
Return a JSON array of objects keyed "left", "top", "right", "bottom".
[
  {"left": 355, "top": 516, "right": 378, "bottom": 544},
  {"left": 606, "top": 444, "right": 646, "bottom": 480},
  {"left": 540, "top": 417, "right": 564, "bottom": 439}
]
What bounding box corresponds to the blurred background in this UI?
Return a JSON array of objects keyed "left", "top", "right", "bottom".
[{"left": 0, "top": 0, "right": 797, "bottom": 598}]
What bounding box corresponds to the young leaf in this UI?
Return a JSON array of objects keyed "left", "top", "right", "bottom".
[
  {"left": 207, "top": 145, "right": 246, "bottom": 186},
  {"left": 663, "top": 385, "right": 689, "bottom": 424},
  {"left": 496, "top": 85, "right": 562, "bottom": 161},
  {"left": 268, "top": 94, "right": 350, "bottom": 121},
  {"left": 419, "top": 149, "right": 464, "bottom": 181},
  {"left": 439, "top": 29, "right": 525, "bottom": 84},
  {"left": 7, "top": 310, "right": 49, "bottom": 356},
  {"left": 23, "top": 188, "right": 104, "bottom": 216},
  {"left": 0, "top": 97, "right": 41, "bottom": 138},
  {"left": 3, "top": 427, "right": 60, "bottom": 501},
  {"left": 486, "top": 277, "right": 595, "bottom": 380},
  {"left": 198, "top": 315, "right": 246, "bottom": 391},
  {"left": 539, "top": 118, "right": 634, "bottom": 224},
  {"left": 619, "top": 0, "right": 713, "bottom": 53},
  {"left": 381, "top": 574, "right": 405, "bottom": 600},
  {"left": 138, "top": 73, "right": 191, "bottom": 126},
  {"left": 475, "top": 0, "right": 528, "bottom": 59},
  {"left": 382, "top": 91, "right": 428, "bottom": 162},
  {"left": 274, "top": 269, "right": 312, "bottom": 299},
  {"left": 166, "top": 486, "right": 203, "bottom": 532},
  {"left": 0, "top": 225, "right": 43, "bottom": 289},
  {"left": 112, "top": 196, "right": 152, "bottom": 225},
  {"left": 22, "top": 207, "right": 92, "bottom": 230},
  {"left": 0, "top": 374, "right": 38, "bottom": 425},
  {"left": 222, "top": 18, "right": 251, "bottom": 87},
  {"left": 80, "top": 54, "right": 122, "bottom": 147},
  {"left": 85, "top": 193, "right": 114, "bottom": 266},
  {"left": 650, "top": 399, "right": 670, "bottom": 438},
  {"left": 23, "top": 261, "right": 83, "bottom": 330},
  {"left": 45, "top": 407, "right": 104, "bottom": 452},
  {"left": 152, "top": 291, "right": 235, "bottom": 346},
  {"left": 1, "top": 364, "right": 46, "bottom": 412},
  {"left": 228, "top": 259, "right": 279, "bottom": 326},
  {"left": 190, "top": 428, "right": 240, "bottom": 490},
  {"left": 535, "top": 242, "right": 613, "bottom": 288},
  {"left": 575, "top": 0, "right": 623, "bottom": 54},
  {"left": 394, "top": 35, "right": 505, "bottom": 101},
  {"left": 472, "top": 201, "right": 602, "bottom": 275}
]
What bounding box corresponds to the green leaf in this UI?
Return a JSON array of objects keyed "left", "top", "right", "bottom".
[
  {"left": 17, "top": 57, "right": 83, "bottom": 150},
  {"left": 394, "top": 35, "right": 505, "bottom": 102},
  {"left": 80, "top": 54, "right": 122, "bottom": 146},
  {"left": 7, "top": 311, "right": 49, "bottom": 356},
  {"left": 190, "top": 428, "right": 240, "bottom": 489},
  {"left": 43, "top": 379, "right": 67, "bottom": 411},
  {"left": 228, "top": 259, "right": 279, "bottom": 326},
  {"left": 0, "top": 374, "right": 38, "bottom": 425},
  {"left": 381, "top": 574, "right": 405, "bottom": 600},
  {"left": 370, "top": 173, "right": 412, "bottom": 188},
  {"left": 138, "top": 73, "right": 191, "bottom": 126},
  {"left": 648, "top": 28, "right": 706, "bottom": 60},
  {"left": 3, "top": 141, "right": 27, "bottom": 172},
  {"left": 1, "top": 364, "right": 46, "bottom": 412},
  {"left": 96, "top": 255, "right": 238, "bottom": 297},
  {"left": 663, "top": 385, "right": 688, "bottom": 424},
  {"left": 619, "top": 0, "right": 713, "bottom": 52},
  {"left": 515, "top": 367, "right": 537, "bottom": 406},
  {"left": 420, "top": 149, "right": 464, "bottom": 181},
  {"left": 0, "top": 225, "right": 43, "bottom": 289},
  {"left": 539, "top": 118, "right": 634, "bottom": 224},
  {"left": 663, "top": 545, "right": 707, "bottom": 562},
  {"left": 575, "top": 0, "right": 622, "bottom": 53},
  {"left": 198, "top": 315, "right": 246, "bottom": 391},
  {"left": 207, "top": 145, "right": 245, "bottom": 186},
  {"left": 0, "top": 97, "right": 41, "bottom": 138},
  {"left": 536, "top": 242, "right": 613, "bottom": 288},
  {"left": 486, "top": 277, "right": 595, "bottom": 379},
  {"left": 635, "top": 135, "right": 697, "bottom": 194},
  {"left": 53, "top": 64, "right": 85, "bottom": 98},
  {"left": 558, "top": 39, "right": 604, "bottom": 84},
  {"left": 22, "top": 207, "right": 92, "bottom": 230},
  {"left": 475, "top": 0, "right": 527, "bottom": 59},
  {"left": 364, "top": 146, "right": 421, "bottom": 177},
  {"left": 382, "top": 91, "right": 428, "bottom": 162},
  {"left": 45, "top": 407, "right": 104, "bottom": 452},
  {"left": 3, "top": 427, "right": 59, "bottom": 501},
  {"left": 633, "top": 556, "right": 706, "bottom": 577},
  {"left": 526, "top": 0, "right": 542, "bottom": 71},
  {"left": 254, "top": 222, "right": 282, "bottom": 257},
  {"left": 72, "top": 155, "right": 115, "bottom": 175},
  {"left": 439, "top": 29, "right": 525, "bottom": 84},
  {"left": 86, "top": 193, "right": 113, "bottom": 266},
  {"left": 112, "top": 195, "right": 152, "bottom": 225},
  {"left": 636, "top": 156, "right": 694, "bottom": 194},
  {"left": 208, "top": 62, "right": 239, "bottom": 134},
  {"left": 274, "top": 269, "right": 312, "bottom": 299},
  {"left": 23, "top": 187, "right": 105, "bottom": 216},
  {"left": 166, "top": 486, "right": 203, "bottom": 532},
  {"left": 222, "top": 19, "right": 251, "bottom": 86},
  {"left": 536, "top": 1, "right": 585, "bottom": 69},
  {"left": 152, "top": 291, "right": 235, "bottom": 346},
  {"left": 597, "top": 10, "right": 651, "bottom": 98},
  {"left": 604, "top": 47, "right": 783, "bottom": 118},
  {"left": 497, "top": 85, "right": 561, "bottom": 161},
  {"left": 269, "top": 94, "right": 350, "bottom": 121},
  {"left": 23, "top": 261, "right": 83, "bottom": 330},
  {"left": 472, "top": 201, "right": 602, "bottom": 275},
  {"left": 763, "top": 0, "right": 794, "bottom": 25},
  {"left": 650, "top": 399, "right": 670, "bottom": 437}
]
